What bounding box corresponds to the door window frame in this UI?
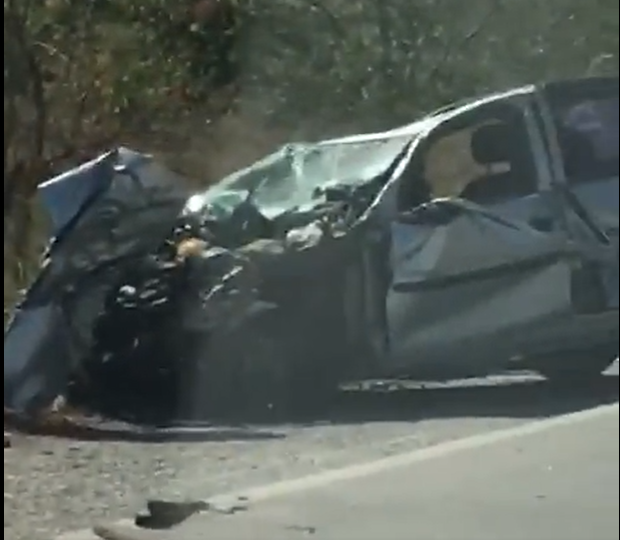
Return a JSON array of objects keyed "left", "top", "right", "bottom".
[
  {"left": 396, "top": 95, "right": 549, "bottom": 211},
  {"left": 536, "top": 76, "right": 619, "bottom": 187}
]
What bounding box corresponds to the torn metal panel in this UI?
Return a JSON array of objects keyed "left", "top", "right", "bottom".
[
  {"left": 4, "top": 301, "right": 74, "bottom": 413},
  {"left": 4, "top": 149, "right": 190, "bottom": 413},
  {"left": 38, "top": 151, "right": 116, "bottom": 238}
]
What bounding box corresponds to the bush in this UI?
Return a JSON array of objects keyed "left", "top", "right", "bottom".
[{"left": 4, "top": 0, "right": 618, "bottom": 318}]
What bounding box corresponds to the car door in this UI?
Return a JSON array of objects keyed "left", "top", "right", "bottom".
[
  {"left": 537, "top": 77, "right": 619, "bottom": 308},
  {"left": 382, "top": 96, "right": 576, "bottom": 377},
  {"left": 539, "top": 77, "right": 618, "bottom": 235}
]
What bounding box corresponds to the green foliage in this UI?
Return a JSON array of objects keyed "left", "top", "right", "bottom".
[
  {"left": 240, "top": 0, "right": 618, "bottom": 133},
  {"left": 3, "top": 0, "right": 619, "bottom": 316},
  {"left": 3, "top": 0, "right": 243, "bottom": 313},
  {"left": 5, "top": 0, "right": 241, "bottom": 156}
]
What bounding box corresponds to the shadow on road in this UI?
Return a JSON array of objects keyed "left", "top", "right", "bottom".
[
  {"left": 3, "top": 410, "right": 286, "bottom": 444},
  {"left": 303, "top": 373, "right": 619, "bottom": 427},
  {"left": 6, "top": 374, "right": 616, "bottom": 443}
]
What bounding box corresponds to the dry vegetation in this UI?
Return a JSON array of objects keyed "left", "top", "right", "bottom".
[{"left": 4, "top": 0, "right": 618, "bottom": 319}]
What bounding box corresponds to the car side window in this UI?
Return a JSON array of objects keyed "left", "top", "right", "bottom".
[
  {"left": 555, "top": 96, "right": 619, "bottom": 184},
  {"left": 420, "top": 111, "right": 538, "bottom": 205}
]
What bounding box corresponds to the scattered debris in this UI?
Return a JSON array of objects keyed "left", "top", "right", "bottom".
[
  {"left": 135, "top": 500, "right": 211, "bottom": 529},
  {"left": 285, "top": 524, "right": 318, "bottom": 535}
]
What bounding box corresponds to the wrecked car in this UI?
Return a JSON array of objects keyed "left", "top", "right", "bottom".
[{"left": 4, "top": 75, "right": 619, "bottom": 423}]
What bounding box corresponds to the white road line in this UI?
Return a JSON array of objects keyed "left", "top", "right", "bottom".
[
  {"left": 215, "top": 402, "right": 619, "bottom": 503},
  {"left": 56, "top": 402, "right": 618, "bottom": 539}
]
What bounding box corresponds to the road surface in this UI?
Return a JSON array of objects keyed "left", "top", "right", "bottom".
[
  {"left": 76, "top": 402, "right": 620, "bottom": 540},
  {"left": 4, "top": 371, "right": 618, "bottom": 540}
]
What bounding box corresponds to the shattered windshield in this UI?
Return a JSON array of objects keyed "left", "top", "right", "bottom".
[{"left": 189, "top": 134, "right": 414, "bottom": 219}]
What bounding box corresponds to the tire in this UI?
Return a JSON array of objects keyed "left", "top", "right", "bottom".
[{"left": 535, "top": 345, "right": 617, "bottom": 386}]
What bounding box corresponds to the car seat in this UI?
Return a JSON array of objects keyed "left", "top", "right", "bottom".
[
  {"left": 462, "top": 122, "right": 533, "bottom": 203},
  {"left": 558, "top": 126, "right": 602, "bottom": 181}
]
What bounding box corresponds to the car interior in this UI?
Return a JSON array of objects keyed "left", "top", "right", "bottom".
[{"left": 397, "top": 103, "right": 538, "bottom": 211}]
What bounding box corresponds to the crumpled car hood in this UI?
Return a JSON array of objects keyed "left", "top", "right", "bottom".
[{"left": 4, "top": 131, "right": 417, "bottom": 417}]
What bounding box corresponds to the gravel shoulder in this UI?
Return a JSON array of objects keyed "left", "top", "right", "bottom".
[{"left": 5, "top": 374, "right": 618, "bottom": 540}]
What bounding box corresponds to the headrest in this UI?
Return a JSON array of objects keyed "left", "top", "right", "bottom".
[
  {"left": 470, "top": 123, "right": 515, "bottom": 164},
  {"left": 558, "top": 127, "right": 596, "bottom": 160},
  {"left": 558, "top": 127, "right": 597, "bottom": 177}
]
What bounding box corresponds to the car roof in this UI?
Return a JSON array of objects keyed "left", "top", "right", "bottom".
[
  {"left": 319, "top": 84, "right": 537, "bottom": 147},
  {"left": 321, "top": 75, "right": 616, "bottom": 148}
]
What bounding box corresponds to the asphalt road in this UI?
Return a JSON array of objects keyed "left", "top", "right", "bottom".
[
  {"left": 5, "top": 369, "right": 619, "bottom": 540},
  {"left": 157, "top": 403, "right": 619, "bottom": 540}
]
